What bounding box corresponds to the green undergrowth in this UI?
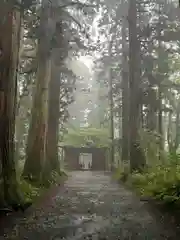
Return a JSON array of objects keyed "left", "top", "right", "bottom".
[
  {"left": 0, "top": 165, "right": 68, "bottom": 209},
  {"left": 19, "top": 179, "right": 43, "bottom": 202},
  {"left": 20, "top": 170, "right": 67, "bottom": 202},
  {"left": 114, "top": 155, "right": 180, "bottom": 208}
]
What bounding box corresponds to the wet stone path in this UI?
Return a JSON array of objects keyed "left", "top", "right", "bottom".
[{"left": 1, "top": 171, "right": 179, "bottom": 239}]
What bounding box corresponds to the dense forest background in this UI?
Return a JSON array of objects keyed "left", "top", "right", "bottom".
[{"left": 1, "top": 0, "right": 180, "bottom": 210}]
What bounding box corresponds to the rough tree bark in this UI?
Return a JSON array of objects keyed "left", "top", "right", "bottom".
[
  {"left": 158, "top": 86, "right": 163, "bottom": 155},
  {"left": 157, "top": 3, "right": 164, "bottom": 159},
  {"left": 23, "top": 0, "right": 53, "bottom": 181},
  {"left": 168, "top": 99, "right": 180, "bottom": 154},
  {"left": 45, "top": 50, "right": 61, "bottom": 175},
  {"left": 43, "top": 17, "right": 67, "bottom": 178},
  {"left": 121, "top": 15, "right": 129, "bottom": 163},
  {"left": 147, "top": 88, "right": 157, "bottom": 131},
  {"left": 15, "top": 80, "right": 33, "bottom": 163},
  {"left": 23, "top": 57, "right": 51, "bottom": 182},
  {"left": 0, "top": 1, "right": 22, "bottom": 204},
  {"left": 128, "top": 0, "right": 145, "bottom": 171},
  {"left": 108, "top": 40, "right": 114, "bottom": 171}
]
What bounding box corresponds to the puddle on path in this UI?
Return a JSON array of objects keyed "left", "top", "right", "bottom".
[{"left": 51, "top": 214, "right": 109, "bottom": 240}]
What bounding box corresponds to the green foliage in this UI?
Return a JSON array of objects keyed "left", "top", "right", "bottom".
[
  {"left": 129, "top": 162, "right": 180, "bottom": 206},
  {"left": 115, "top": 154, "right": 180, "bottom": 207},
  {"left": 18, "top": 170, "right": 67, "bottom": 202},
  {"left": 19, "top": 179, "right": 42, "bottom": 202},
  {"left": 62, "top": 127, "right": 110, "bottom": 147},
  {"left": 0, "top": 178, "right": 41, "bottom": 205}
]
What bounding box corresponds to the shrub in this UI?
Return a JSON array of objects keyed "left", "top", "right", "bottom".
[
  {"left": 18, "top": 169, "right": 67, "bottom": 202},
  {"left": 19, "top": 179, "right": 43, "bottom": 202},
  {"left": 129, "top": 164, "right": 180, "bottom": 206}
]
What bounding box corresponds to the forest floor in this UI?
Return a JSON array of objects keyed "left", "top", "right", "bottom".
[{"left": 0, "top": 171, "right": 180, "bottom": 239}]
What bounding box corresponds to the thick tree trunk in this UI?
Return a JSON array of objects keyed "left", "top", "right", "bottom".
[
  {"left": 45, "top": 50, "right": 61, "bottom": 174},
  {"left": 0, "top": 2, "right": 22, "bottom": 204},
  {"left": 23, "top": 57, "right": 50, "bottom": 181},
  {"left": 15, "top": 82, "right": 33, "bottom": 163},
  {"left": 174, "top": 100, "right": 180, "bottom": 151},
  {"left": 108, "top": 41, "right": 114, "bottom": 170},
  {"left": 15, "top": 116, "right": 26, "bottom": 163},
  {"left": 121, "top": 16, "right": 129, "bottom": 163},
  {"left": 168, "top": 100, "right": 180, "bottom": 154},
  {"left": 128, "top": 0, "right": 145, "bottom": 171},
  {"left": 147, "top": 94, "right": 157, "bottom": 131},
  {"left": 158, "top": 86, "right": 163, "bottom": 157},
  {"left": 43, "top": 18, "right": 65, "bottom": 178},
  {"left": 157, "top": 3, "right": 164, "bottom": 159},
  {"left": 167, "top": 111, "right": 176, "bottom": 155},
  {"left": 23, "top": 1, "right": 53, "bottom": 181}
]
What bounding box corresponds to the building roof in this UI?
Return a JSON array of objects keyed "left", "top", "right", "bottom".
[{"left": 59, "top": 145, "right": 108, "bottom": 150}]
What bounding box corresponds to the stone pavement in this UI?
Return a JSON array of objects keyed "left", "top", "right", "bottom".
[{"left": 1, "top": 171, "right": 178, "bottom": 239}]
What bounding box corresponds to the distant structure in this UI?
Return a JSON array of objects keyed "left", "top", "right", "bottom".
[{"left": 63, "top": 145, "right": 108, "bottom": 171}]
